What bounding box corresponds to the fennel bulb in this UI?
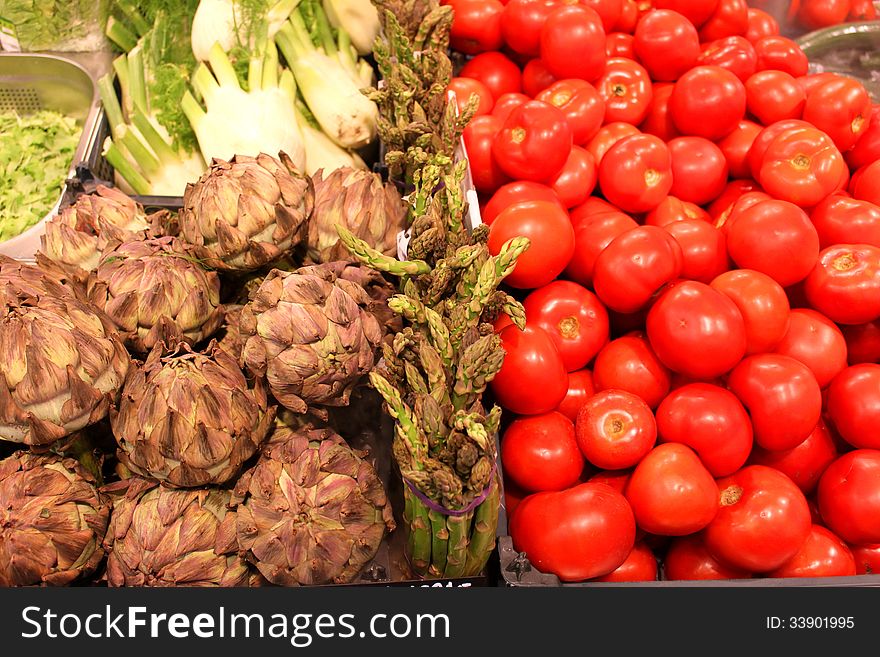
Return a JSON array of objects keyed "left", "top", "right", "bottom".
[
  {"left": 296, "top": 107, "right": 366, "bottom": 176},
  {"left": 322, "top": 0, "right": 379, "bottom": 56},
  {"left": 191, "top": 0, "right": 302, "bottom": 62}
]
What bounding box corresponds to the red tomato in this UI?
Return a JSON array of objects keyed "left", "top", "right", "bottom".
[
  {"left": 841, "top": 320, "right": 880, "bottom": 364},
  {"left": 556, "top": 368, "right": 595, "bottom": 421},
  {"left": 493, "top": 100, "right": 572, "bottom": 182},
  {"left": 727, "top": 353, "right": 822, "bottom": 451},
  {"left": 698, "top": 36, "right": 757, "bottom": 82},
  {"left": 850, "top": 159, "right": 880, "bottom": 208},
  {"left": 510, "top": 482, "right": 636, "bottom": 581},
  {"left": 663, "top": 535, "right": 752, "bottom": 580},
  {"left": 549, "top": 146, "right": 597, "bottom": 208},
  {"left": 750, "top": 420, "right": 838, "bottom": 494},
  {"left": 667, "top": 137, "right": 728, "bottom": 206},
  {"left": 850, "top": 0, "right": 879, "bottom": 19},
  {"left": 449, "top": 0, "right": 505, "bottom": 54},
  {"left": 670, "top": 66, "right": 747, "bottom": 141},
  {"left": 647, "top": 281, "right": 747, "bottom": 379},
  {"left": 653, "top": 0, "right": 719, "bottom": 27},
  {"left": 851, "top": 544, "right": 880, "bottom": 575},
  {"left": 614, "top": 0, "right": 639, "bottom": 32},
  {"left": 593, "top": 226, "right": 683, "bottom": 313},
  {"left": 724, "top": 199, "right": 820, "bottom": 287},
  {"left": 565, "top": 210, "right": 638, "bottom": 286},
  {"left": 804, "top": 245, "right": 880, "bottom": 325},
  {"left": 593, "top": 333, "right": 672, "bottom": 409},
  {"left": 605, "top": 31, "right": 635, "bottom": 59},
  {"left": 811, "top": 195, "right": 880, "bottom": 249},
  {"left": 524, "top": 280, "right": 610, "bottom": 371},
  {"left": 769, "top": 525, "right": 856, "bottom": 578},
  {"left": 797, "top": 0, "right": 850, "bottom": 29},
  {"left": 705, "top": 465, "right": 811, "bottom": 572},
  {"left": 626, "top": 443, "right": 719, "bottom": 536},
  {"left": 754, "top": 35, "right": 809, "bottom": 77},
  {"left": 463, "top": 115, "right": 510, "bottom": 194},
  {"left": 715, "top": 121, "right": 759, "bottom": 180},
  {"left": 745, "top": 7, "right": 779, "bottom": 43},
  {"left": 827, "top": 364, "right": 880, "bottom": 449},
  {"left": 803, "top": 75, "right": 872, "bottom": 152},
  {"left": 597, "top": 57, "right": 653, "bottom": 125},
  {"left": 710, "top": 269, "right": 790, "bottom": 354},
  {"left": 589, "top": 469, "right": 631, "bottom": 493},
  {"left": 502, "top": 412, "right": 584, "bottom": 492},
  {"left": 663, "top": 220, "right": 729, "bottom": 283},
  {"left": 845, "top": 105, "right": 880, "bottom": 171},
  {"left": 699, "top": 0, "right": 748, "bottom": 42},
  {"left": 587, "top": 122, "right": 641, "bottom": 164},
  {"left": 571, "top": 196, "right": 622, "bottom": 223},
  {"left": 482, "top": 180, "right": 562, "bottom": 226},
  {"left": 598, "top": 135, "right": 673, "bottom": 214},
  {"left": 521, "top": 58, "right": 558, "bottom": 96},
  {"left": 716, "top": 189, "right": 773, "bottom": 230},
  {"left": 492, "top": 324, "right": 568, "bottom": 414},
  {"left": 594, "top": 542, "right": 658, "bottom": 582},
  {"left": 501, "top": 0, "right": 560, "bottom": 57},
  {"left": 575, "top": 389, "right": 657, "bottom": 469},
  {"left": 536, "top": 79, "right": 604, "bottom": 145},
  {"left": 578, "top": 0, "right": 623, "bottom": 32},
  {"left": 460, "top": 51, "right": 523, "bottom": 101},
  {"left": 646, "top": 196, "right": 711, "bottom": 226},
  {"left": 818, "top": 450, "right": 880, "bottom": 545},
  {"left": 639, "top": 82, "right": 680, "bottom": 141},
  {"left": 745, "top": 70, "right": 805, "bottom": 125},
  {"left": 491, "top": 92, "right": 530, "bottom": 124},
  {"left": 488, "top": 200, "right": 575, "bottom": 288},
  {"left": 448, "top": 77, "right": 494, "bottom": 117},
  {"left": 707, "top": 179, "right": 764, "bottom": 222},
  {"left": 633, "top": 10, "right": 700, "bottom": 82},
  {"left": 773, "top": 309, "right": 847, "bottom": 388},
  {"left": 540, "top": 5, "right": 607, "bottom": 82},
  {"left": 745, "top": 118, "right": 812, "bottom": 179}
]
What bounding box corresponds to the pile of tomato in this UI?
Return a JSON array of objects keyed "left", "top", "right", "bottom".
[{"left": 443, "top": 0, "right": 880, "bottom": 582}]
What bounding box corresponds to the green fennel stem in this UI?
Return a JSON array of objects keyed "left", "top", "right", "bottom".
[{"left": 104, "top": 141, "right": 150, "bottom": 195}]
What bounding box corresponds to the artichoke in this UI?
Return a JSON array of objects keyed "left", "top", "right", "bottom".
[
  {"left": 307, "top": 168, "right": 407, "bottom": 264},
  {"left": 233, "top": 415, "right": 395, "bottom": 586},
  {"left": 215, "top": 304, "right": 244, "bottom": 362},
  {"left": 103, "top": 477, "right": 255, "bottom": 587},
  {"left": 240, "top": 262, "right": 385, "bottom": 414},
  {"left": 86, "top": 237, "right": 224, "bottom": 354},
  {"left": 111, "top": 342, "right": 276, "bottom": 488},
  {"left": 0, "top": 264, "right": 130, "bottom": 446},
  {"left": 179, "top": 152, "right": 314, "bottom": 271},
  {"left": 0, "top": 451, "right": 110, "bottom": 586}
]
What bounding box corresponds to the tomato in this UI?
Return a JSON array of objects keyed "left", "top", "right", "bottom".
[
  {"left": 593, "top": 226, "right": 683, "bottom": 313},
  {"left": 670, "top": 66, "right": 747, "bottom": 141},
  {"left": 707, "top": 121, "right": 756, "bottom": 190},
  {"left": 549, "top": 146, "right": 597, "bottom": 208},
  {"left": 589, "top": 469, "right": 631, "bottom": 493},
  {"left": 448, "top": 77, "right": 494, "bottom": 117},
  {"left": 565, "top": 210, "right": 638, "bottom": 286},
  {"left": 797, "top": 0, "right": 850, "bottom": 29},
  {"left": 716, "top": 189, "right": 772, "bottom": 230},
  {"left": 598, "top": 135, "right": 673, "bottom": 214},
  {"left": 587, "top": 122, "right": 641, "bottom": 164},
  {"left": 773, "top": 309, "right": 847, "bottom": 388},
  {"left": 745, "top": 118, "right": 812, "bottom": 179},
  {"left": 803, "top": 76, "right": 872, "bottom": 152},
  {"left": 645, "top": 196, "right": 710, "bottom": 227},
  {"left": 842, "top": 320, "right": 880, "bottom": 364},
  {"left": 667, "top": 137, "right": 728, "bottom": 206},
  {"left": 710, "top": 269, "right": 790, "bottom": 354},
  {"left": 521, "top": 58, "right": 558, "bottom": 97},
  {"left": 724, "top": 199, "right": 819, "bottom": 287},
  {"left": 663, "top": 535, "right": 752, "bottom": 580},
  {"left": 501, "top": 0, "right": 560, "bottom": 57},
  {"left": 593, "top": 333, "right": 671, "bottom": 409},
  {"left": 571, "top": 197, "right": 622, "bottom": 223},
  {"left": 699, "top": 0, "right": 748, "bottom": 42},
  {"left": 488, "top": 200, "right": 575, "bottom": 288},
  {"left": 744, "top": 70, "right": 805, "bottom": 126},
  {"left": 727, "top": 353, "right": 822, "bottom": 451},
  {"left": 556, "top": 368, "right": 596, "bottom": 421},
  {"left": 449, "top": 0, "right": 505, "bottom": 54},
  {"left": 698, "top": 36, "right": 757, "bottom": 82},
  {"left": 750, "top": 420, "right": 838, "bottom": 495},
  {"left": 707, "top": 179, "right": 763, "bottom": 221},
  {"left": 633, "top": 10, "right": 700, "bottom": 82},
  {"left": 493, "top": 100, "right": 572, "bottom": 182},
  {"left": 754, "top": 35, "right": 809, "bottom": 77},
  {"left": 705, "top": 465, "right": 811, "bottom": 572},
  {"left": 482, "top": 180, "right": 563, "bottom": 226},
  {"left": 745, "top": 7, "right": 779, "bottom": 43},
  {"left": 524, "top": 280, "right": 609, "bottom": 371},
  {"left": 605, "top": 31, "right": 635, "bottom": 59},
  {"left": 653, "top": 0, "right": 719, "bottom": 27},
  {"left": 850, "top": 159, "right": 880, "bottom": 208},
  {"left": 536, "top": 79, "right": 604, "bottom": 145},
  {"left": 663, "top": 220, "right": 729, "bottom": 283},
  {"left": 578, "top": 0, "right": 623, "bottom": 32},
  {"left": 463, "top": 115, "right": 510, "bottom": 194},
  {"left": 491, "top": 92, "right": 530, "bottom": 124},
  {"left": 769, "top": 525, "right": 856, "bottom": 578},
  {"left": 811, "top": 196, "right": 880, "bottom": 249},
  {"left": 850, "top": 0, "right": 879, "bottom": 19},
  {"left": 845, "top": 105, "right": 880, "bottom": 171},
  {"left": 594, "top": 542, "right": 657, "bottom": 582},
  {"left": 510, "top": 482, "right": 636, "bottom": 581},
  {"left": 597, "top": 57, "right": 652, "bottom": 125},
  {"left": 646, "top": 281, "right": 746, "bottom": 380},
  {"left": 492, "top": 324, "right": 568, "bottom": 414},
  {"left": 818, "top": 450, "right": 880, "bottom": 545},
  {"left": 460, "top": 51, "right": 524, "bottom": 101},
  {"left": 851, "top": 544, "right": 880, "bottom": 575},
  {"left": 626, "top": 443, "right": 718, "bottom": 536},
  {"left": 502, "top": 412, "right": 584, "bottom": 492},
  {"left": 795, "top": 71, "right": 840, "bottom": 97},
  {"left": 540, "top": 5, "right": 607, "bottom": 82},
  {"left": 575, "top": 389, "right": 656, "bottom": 469},
  {"left": 639, "top": 83, "right": 680, "bottom": 141},
  {"left": 804, "top": 245, "right": 880, "bottom": 325},
  {"left": 827, "top": 364, "right": 880, "bottom": 450}
]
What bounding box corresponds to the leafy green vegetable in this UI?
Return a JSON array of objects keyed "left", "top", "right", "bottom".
[
  {"left": 0, "top": 0, "right": 108, "bottom": 51},
  {"left": 0, "top": 109, "right": 80, "bottom": 242}
]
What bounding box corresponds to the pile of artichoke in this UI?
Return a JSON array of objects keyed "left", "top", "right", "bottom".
[{"left": 0, "top": 152, "right": 407, "bottom": 587}]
